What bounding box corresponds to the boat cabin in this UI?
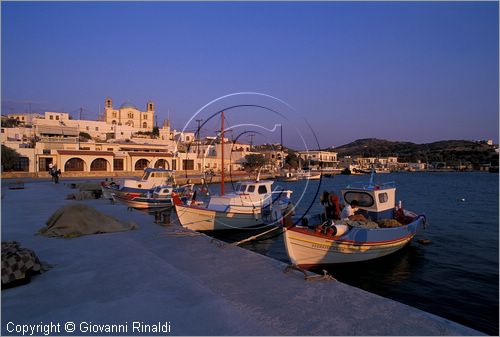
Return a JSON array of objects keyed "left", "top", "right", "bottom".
[
  {"left": 152, "top": 186, "right": 173, "bottom": 197},
  {"left": 235, "top": 180, "right": 274, "bottom": 196},
  {"left": 208, "top": 180, "right": 291, "bottom": 213},
  {"left": 341, "top": 183, "right": 396, "bottom": 220},
  {"left": 123, "top": 168, "right": 175, "bottom": 189}
]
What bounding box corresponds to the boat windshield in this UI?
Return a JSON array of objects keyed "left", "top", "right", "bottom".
[
  {"left": 237, "top": 184, "right": 247, "bottom": 193},
  {"left": 142, "top": 171, "right": 151, "bottom": 180},
  {"left": 344, "top": 191, "right": 374, "bottom": 207}
]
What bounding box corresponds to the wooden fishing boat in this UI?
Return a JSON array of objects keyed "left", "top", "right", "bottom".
[
  {"left": 102, "top": 167, "right": 175, "bottom": 199},
  {"left": 283, "top": 173, "right": 427, "bottom": 267},
  {"left": 113, "top": 184, "right": 194, "bottom": 209},
  {"left": 276, "top": 171, "right": 298, "bottom": 182},
  {"left": 173, "top": 179, "right": 292, "bottom": 231},
  {"left": 173, "top": 111, "right": 292, "bottom": 231},
  {"left": 296, "top": 170, "right": 321, "bottom": 180}
]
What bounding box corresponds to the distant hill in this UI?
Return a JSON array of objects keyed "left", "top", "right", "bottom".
[{"left": 330, "top": 138, "right": 498, "bottom": 167}]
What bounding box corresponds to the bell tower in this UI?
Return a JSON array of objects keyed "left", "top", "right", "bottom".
[
  {"left": 105, "top": 97, "right": 113, "bottom": 109},
  {"left": 147, "top": 101, "right": 154, "bottom": 112},
  {"left": 104, "top": 97, "right": 115, "bottom": 124}
]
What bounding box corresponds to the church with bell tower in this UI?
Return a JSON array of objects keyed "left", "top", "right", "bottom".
[{"left": 103, "top": 97, "right": 155, "bottom": 130}]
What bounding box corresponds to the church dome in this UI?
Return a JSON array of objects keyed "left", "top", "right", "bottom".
[{"left": 119, "top": 102, "right": 138, "bottom": 110}]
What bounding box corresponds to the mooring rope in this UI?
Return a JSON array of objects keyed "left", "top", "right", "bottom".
[{"left": 283, "top": 264, "right": 336, "bottom": 281}]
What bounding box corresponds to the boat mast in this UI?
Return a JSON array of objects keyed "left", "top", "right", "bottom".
[{"left": 221, "top": 111, "right": 225, "bottom": 196}]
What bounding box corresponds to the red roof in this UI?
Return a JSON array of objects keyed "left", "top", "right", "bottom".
[
  {"left": 127, "top": 152, "right": 173, "bottom": 157},
  {"left": 57, "top": 150, "right": 114, "bottom": 156}
]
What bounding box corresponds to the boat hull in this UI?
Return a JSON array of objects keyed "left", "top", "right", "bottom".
[
  {"left": 284, "top": 216, "right": 424, "bottom": 267},
  {"left": 112, "top": 194, "right": 172, "bottom": 209},
  {"left": 174, "top": 204, "right": 264, "bottom": 231}
]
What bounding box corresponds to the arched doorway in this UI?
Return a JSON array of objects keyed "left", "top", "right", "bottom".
[
  {"left": 154, "top": 159, "right": 169, "bottom": 169},
  {"left": 134, "top": 159, "right": 149, "bottom": 171},
  {"left": 65, "top": 158, "right": 85, "bottom": 171},
  {"left": 90, "top": 158, "right": 108, "bottom": 171},
  {"left": 142, "top": 122, "right": 147, "bottom": 128}
]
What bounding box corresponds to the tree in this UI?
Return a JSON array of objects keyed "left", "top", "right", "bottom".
[
  {"left": 243, "top": 154, "right": 267, "bottom": 179},
  {"left": 1, "top": 145, "right": 21, "bottom": 171},
  {"left": 1, "top": 118, "right": 20, "bottom": 128},
  {"left": 152, "top": 126, "right": 159, "bottom": 137},
  {"left": 79, "top": 132, "right": 92, "bottom": 142},
  {"left": 284, "top": 152, "right": 299, "bottom": 171}
]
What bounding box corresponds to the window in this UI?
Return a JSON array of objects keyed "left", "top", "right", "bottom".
[
  {"left": 112, "top": 158, "right": 122, "bottom": 170},
  {"left": 49, "top": 115, "right": 53, "bottom": 120},
  {"left": 378, "top": 193, "right": 388, "bottom": 203},
  {"left": 56, "top": 116, "right": 59, "bottom": 120},
  {"left": 95, "top": 127, "right": 99, "bottom": 131},
  {"left": 65, "top": 158, "right": 85, "bottom": 171},
  {"left": 247, "top": 185, "right": 255, "bottom": 193},
  {"left": 258, "top": 185, "right": 268, "bottom": 194},
  {"left": 343, "top": 191, "right": 374, "bottom": 208},
  {"left": 112, "top": 112, "right": 117, "bottom": 118},
  {"left": 86, "top": 126, "right": 89, "bottom": 131},
  {"left": 39, "top": 158, "right": 53, "bottom": 171},
  {"left": 90, "top": 158, "right": 107, "bottom": 171},
  {"left": 13, "top": 157, "right": 29, "bottom": 172},
  {"left": 135, "top": 159, "right": 149, "bottom": 171},
  {"left": 182, "top": 159, "right": 194, "bottom": 170},
  {"left": 155, "top": 159, "right": 167, "bottom": 169},
  {"left": 238, "top": 185, "right": 246, "bottom": 192},
  {"left": 107, "top": 148, "right": 113, "bottom": 151},
  {"left": 143, "top": 122, "right": 147, "bottom": 128}
]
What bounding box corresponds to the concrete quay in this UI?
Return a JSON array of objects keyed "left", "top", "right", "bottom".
[{"left": 1, "top": 181, "right": 482, "bottom": 335}]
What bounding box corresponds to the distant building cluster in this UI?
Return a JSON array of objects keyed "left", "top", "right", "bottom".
[{"left": 2, "top": 99, "right": 496, "bottom": 175}]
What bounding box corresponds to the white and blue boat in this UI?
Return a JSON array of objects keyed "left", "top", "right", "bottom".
[
  {"left": 112, "top": 184, "right": 194, "bottom": 209},
  {"left": 102, "top": 167, "right": 175, "bottom": 199},
  {"left": 284, "top": 172, "right": 427, "bottom": 267}
]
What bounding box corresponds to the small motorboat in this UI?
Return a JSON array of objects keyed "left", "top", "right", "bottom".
[
  {"left": 283, "top": 172, "right": 426, "bottom": 268},
  {"left": 113, "top": 184, "right": 194, "bottom": 209},
  {"left": 173, "top": 179, "right": 292, "bottom": 231},
  {"left": 102, "top": 168, "right": 175, "bottom": 199},
  {"left": 173, "top": 111, "right": 293, "bottom": 231},
  {"left": 277, "top": 171, "right": 298, "bottom": 182},
  {"left": 296, "top": 169, "right": 321, "bottom": 180}
]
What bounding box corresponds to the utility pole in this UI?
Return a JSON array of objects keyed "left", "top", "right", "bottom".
[
  {"left": 195, "top": 119, "right": 203, "bottom": 157},
  {"left": 249, "top": 133, "right": 255, "bottom": 151},
  {"left": 220, "top": 112, "right": 224, "bottom": 196}
]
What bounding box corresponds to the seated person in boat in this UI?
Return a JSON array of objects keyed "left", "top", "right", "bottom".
[{"left": 340, "top": 200, "right": 367, "bottom": 221}]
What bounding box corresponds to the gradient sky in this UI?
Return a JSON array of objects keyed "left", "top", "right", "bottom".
[{"left": 2, "top": 1, "right": 498, "bottom": 149}]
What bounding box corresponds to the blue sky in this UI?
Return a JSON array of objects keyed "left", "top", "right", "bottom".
[{"left": 2, "top": 1, "right": 498, "bottom": 149}]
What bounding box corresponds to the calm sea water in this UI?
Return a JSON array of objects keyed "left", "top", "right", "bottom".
[{"left": 210, "top": 172, "right": 499, "bottom": 335}]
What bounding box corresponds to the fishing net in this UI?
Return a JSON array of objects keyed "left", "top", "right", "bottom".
[{"left": 39, "top": 203, "right": 137, "bottom": 238}]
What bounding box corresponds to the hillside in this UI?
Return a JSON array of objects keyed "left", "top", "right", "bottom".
[{"left": 331, "top": 138, "right": 498, "bottom": 166}]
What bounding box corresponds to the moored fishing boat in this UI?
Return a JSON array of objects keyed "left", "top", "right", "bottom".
[
  {"left": 296, "top": 169, "right": 321, "bottom": 180},
  {"left": 283, "top": 173, "right": 426, "bottom": 267},
  {"left": 277, "top": 171, "right": 298, "bottom": 182},
  {"left": 112, "top": 184, "right": 194, "bottom": 209},
  {"left": 173, "top": 111, "right": 292, "bottom": 231},
  {"left": 102, "top": 167, "right": 175, "bottom": 199},
  {"left": 173, "top": 179, "right": 292, "bottom": 231}
]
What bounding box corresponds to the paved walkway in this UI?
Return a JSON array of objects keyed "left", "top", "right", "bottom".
[{"left": 1, "top": 181, "right": 481, "bottom": 335}]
